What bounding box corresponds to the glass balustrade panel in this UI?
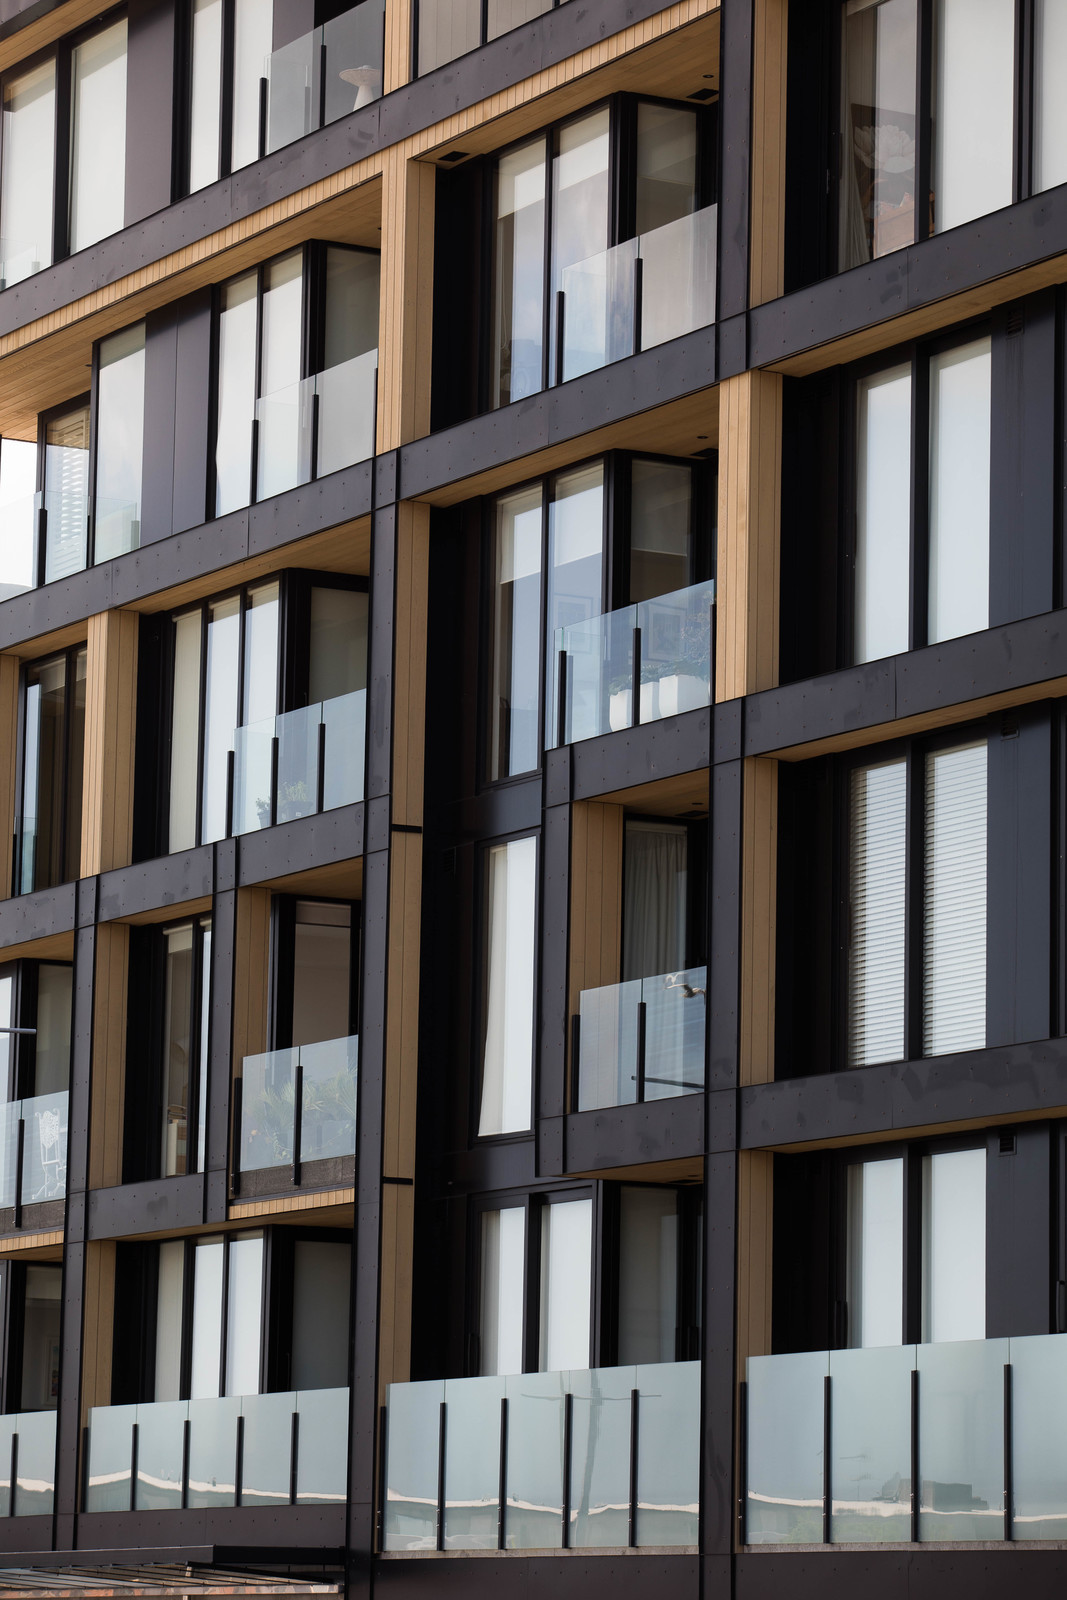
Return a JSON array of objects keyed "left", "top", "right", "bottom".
[
  {"left": 20, "top": 1090, "right": 68, "bottom": 1204},
  {"left": 638, "top": 205, "right": 717, "bottom": 350},
  {"left": 295, "top": 1387, "right": 349, "bottom": 1503},
  {"left": 241, "top": 1392, "right": 294, "bottom": 1505},
  {"left": 1010, "top": 1333, "right": 1067, "bottom": 1538},
  {"left": 560, "top": 237, "right": 637, "bottom": 382},
  {"left": 0, "top": 1101, "right": 18, "bottom": 1209},
  {"left": 746, "top": 1350, "right": 828, "bottom": 1544},
  {"left": 383, "top": 1379, "right": 443, "bottom": 1550},
  {"left": 829, "top": 1345, "right": 913, "bottom": 1543},
  {"left": 256, "top": 379, "right": 314, "bottom": 501},
  {"left": 266, "top": 28, "right": 318, "bottom": 154},
  {"left": 276, "top": 703, "right": 321, "bottom": 824},
  {"left": 634, "top": 1360, "right": 699, "bottom": 1546},
  {"left": 577, "top": 979, "right": 640, "bottom": 1112},
  {"left": 640, "top": 967, "right": 707, "bottom": 1099},
  {"left": 134, "top": 1399, "right": 187, "bottom": 1510},
  {"left": 299, "top": 1035, "right": 358, "bottom": 1163},
  {"left": 240, "top": 1048, "right": 297, "bottom": 1171},
  {"left": 86, "top": 1404, "right": 136, "bottom": 1512},
  {"left": 0, "top": 1414, "right": 14, "bottom": 1513},
  {"left": 442, "top": 1375, "right": 505, "bottom": 1548},
  {"left": 323, "top": 0, "right": 382, "bottom": 122},
  {"left": 0, "top": 463, "right": 36, "bottom": 601},
  {"left": 186, "top": 1395, "right": 240, "bottom": 1507},
  {"left": 315, "top": 349, "right": 377, "bottom": 475},
  {"left": 559, "top": 604, "right": 636, "bottom": 745},
  {"left": 504, "top": 1370, "right": 565, "bottom": 1548},
  {"left": 232, "top": 717, "right": 275, "bottom": 835},
  {"left": 917, "top": 1338, "right": 1006, "bottom": 1540},
  {"left": 40, "top": 488, "right": 88, "bottom": 585},
  {"left": 322, "top": 689, "right": 366, "bottom": 809},
  {"left": 636, "top": 579, "right": 715, "bottom": 725},
  {"left": 14, "top": 1409, "right": 56, "bottom": 1516},
  {"left": 568, "top": 1365, "right": 633, "bottom": 1548}
]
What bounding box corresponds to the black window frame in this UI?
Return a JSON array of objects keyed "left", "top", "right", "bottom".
[
  {"left": 0, "top": 958, "right": 74, "bottom": 1103},
  {"left": 268, "top": 891, "right": 361, "bottom": 1050},
  {"left": 14, "top": 641, "right": 87, "bottom": 897},
  {"left": 0, "top": 1258, "right": 62, "bottom": 1415},
  {"left": 469, "top": 826, "right": 541, "bottom": 1146}
]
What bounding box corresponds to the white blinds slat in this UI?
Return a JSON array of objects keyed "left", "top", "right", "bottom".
[
  {"left": 847, "top": 759, "right": 907, "bottom": 1067},
  {"left": 923, "top": 740, "right": 987, "bottom": 1056}
]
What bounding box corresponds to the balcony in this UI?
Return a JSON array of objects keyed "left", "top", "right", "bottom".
[
  {"left": 264, "top": 0, "right": 384, "bottom": 155},
  {"left": 253, "top": 348, "right": 378, "bottom": 501},
  {"left": 382, "top": 1361, "right": 699, "bottom": 1553},
  {"left": 234, "top": 1036, "right": 358, "bottom": 1192},
  {"left": 0, "top": 1092, "right": 68, "bottom": 1219},
  {"left": 0, "top": 1411, "right": 56, "bottom": 1516},
  {"left": 574, "top": 968, "right": 706, "bottom": 1113},
  {"left": 745, "top": 1334, "right": 1067, "bottom": 1545},
  {"left": 84, "top": 1389, "right": 347, "bottom": 1511},
  {"left": 554, "top": 579, "right": 715, "bottom": 747},
  {"left": 558, "top": 204, "right": 717, "bottom": 383},
  {"left": 231, "top": 691, "right": 366, "bottom": 836}
]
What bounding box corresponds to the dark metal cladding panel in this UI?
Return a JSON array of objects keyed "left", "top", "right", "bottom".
[
  {"left": 87, "top": 1173, "right": 206, "bottom": 1239},
  {"left": 564, "top": 1093, "right": 706, "bottom": 1173},
  {"left": 97, "top": 847, "right": 215, "bottom": 922}
]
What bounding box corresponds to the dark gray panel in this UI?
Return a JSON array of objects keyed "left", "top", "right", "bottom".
[
  {"left": 0, "top": 881, "right": 77, "bottom": 949},
  {"left": 564, "top": 1093, "right": 705, "bottom": 1172},
  {"left": 986, "top": 706, "right": 1052, "bottom": 1049},
  {"left": 87, "top": 1173, "right": 205, "bottom": 1238},
  {"left": 141, "top": 304, "right": 178, "bottom": 546},
  {"left": 97, "top": 846, "right": 214, "bottom": 922},
  {"left": 173, "top": 289, "right": 213, "bottom": 535},
  {"left": 985, "top": 1124, "right": 1051, "bottom": 1338},
  {"left": 236, "top": 801, "right": 365, "bottom": 886},
  {"left": 990, "top": 294, "right": 1056, "bottom": 627},
  {"left": 538, "top": 802, "right": 569, "bottom": 1139},
  {"left": 717, "top": 0, "right": 752, "bottom": 322},
  {"left": 570, "top": 708, "right": 712, "bottom": 800},
  {"left": 373, "top": 1555, "right": 699, "bottom": 1600},
  {"left": 124, "top": 0, "right": 177, "bottom": 227}
]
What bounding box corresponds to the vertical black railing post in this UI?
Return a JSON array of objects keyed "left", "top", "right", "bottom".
[
  {"left": 269, "top": 735, "right": 280, "bottom": 828},
  {"left": 129, "top": 1421, "right": 139, "bottom": 1512},
  {"left": 561, "top": 1391, "right": 573, "bottom": 1549},
  {"left": 292, "top": 1054, "right": 304, "bottom": 1185},
  {"left": 317, "top": 36, "right": 327, "bottom": 129},
  {"left": 181, "top": 1418, "right": 191, "bottom": 1509},
  {"left": 709, "top": 601, "right": 716, "bottom": 701},
  {"left": 554, "top": 290, "right": 566, "bottom": 385},
  {"left": 8, "top": 1431, "right": 16, "bottom": 1517},
  {"left": 310, "top": 389, "right": 321, "bottom": 483},
  {"left": 633, "top": 254, "right": 644, "bottom": 357},
  {"left": 235, "top": 1413, "right": 245, "bottom": 1507},
  {"left": 436, "top": 1401, "right": 446, "bottom": 1551},
  {"left": 910, "top": 1367, "right": 920, "bottom": 1543},
  {"left": 249, "top": 417, "right": 260, "bottom": 505},
  {"left": 316, "top": 718, "right": 327, "bottom": 814},
  {"left": 225, "top": 748, "right": 236, "bottom": 839},
  {"left": 35, "top": 505, "right": 47, "bottom": 591},
  {"left": 628, "top": 1388, "right": 639, "bottom": 1549},
  {"left": 636, "top": 1001, "right": 647, "bottom": 1103},
  {"left": 377, "top": 1405, "right": 388, "bottom": 1548},
  {"left": 737, "top": 1380, "right": 748, "bottom": 1548},
  {"left": 231, "top": 1075, "right": 243, "bottom": 1198},
  {"left": 632, "top": 625, "right": 642, "bottom": 727},
  {"left": 13, "top": 1116, "right": 25, "bottom": 1229},
  {"left": 257, "top": 75, "right": 269, "bottom": 158},
  {"left": 1004, "top": 1363, "right": 1013, "bottom": 1541},
  {"left": 290, "top": 1408, "right": 300, "bottom": 1506},
  {"left": 80, "top": 1425, "right": 90, "bottom": 1513},
  {"left": 556, "top": 648, "right": 568, "bottom": 748},
  {"left": 822, "top": 1374, "right": 831, "bottom": 1545},
  {"left": 570, "top": 1013, "right": 581, "bottom": 1113},
  {"left": 497, "top": 1397, "right": 508, "bottom": 1551}
]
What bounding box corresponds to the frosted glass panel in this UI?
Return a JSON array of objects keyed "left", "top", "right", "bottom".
[
  {"left": 480, "top": 1206, "right": 525, "bottom": 1376},
  {"left": 550, "top": 108, "right": 610, "bottom": 385},
  {"left": 855, "top": 364, "right": 911, "bottom": 662},
  {"left": 846, "top": 1157, "right": 903, "bottom": 1348},
  {"left": 0, "top": 59, "right": 55, "bottom": 286},
  {"left": 934, "top": 0, "right": 1014, "bottom": 232},
  {"left": 225, "top": 1234, "right": 263, "bottom": 1396},
  {"left": 539, "top": 1198, "right": 592, "bottom": 1371},
  {"left": 478, "top": 837, "right": 536, "bottom": 1136},
  {"left": 927, "top": 339, "right": 991, "bottom": 644},
  {"left": 922, "top": 1147, "right": 986, "bottom": 1343},
  {"left": 190, "top": 1239, "right": 224, "bottom": 1399},
  {"left": 69, "top": 21, "right": 127, "bottom": 252},
  {"left": 830, "top": 1344, "right": 913, "bottom": 1542},
  {"left": 94, "top": 323, "right": 145, "bottom": 562},
  {"left": 189, "top": 0, "right": 223, "bottom": 192}
]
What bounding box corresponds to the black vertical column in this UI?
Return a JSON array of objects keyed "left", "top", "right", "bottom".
[
  {"left": 54, "top": 880, "right": 98, "bottom": 1551},
  {"left": 538, "top": 744, "right": 570, "bottom": 1178},
  {"left": 347, "top": 452, "right": 397, "bottom": 1599},
  {"left": 716, "top": 0, "right": 754, "bottom": 378},
  {"left": 986, "top": 705, "right": 1052, "bottom": 1049},
  {"left": 204, "top": 843, "right": 237, "bottom": 1224},
  {"left": 124, "top": 0, "right": 177, "bottom": 228},
  {"left": 990, "top": 291, "right": 1056, "bottom": 627}
]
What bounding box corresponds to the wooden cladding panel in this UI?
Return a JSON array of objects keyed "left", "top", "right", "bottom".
[
  {"left": 749, "top": 0, "right": 788, "bottom": 308},
  {"left": 80, "top": 609, "right": 139, "bottom": 878},
  {"left": 740, "top": 758, "right": 777, "bottom": 1087},
  {"left": 382, "top": 830, "right": 422, "bottom": 1182},
  {"left": 89, "top": 923, "right": 130, "bottom": 1192},
  {"left": 81, "top": 1240, "right": 117, "bottom": 1420},
  {"left": 736, "top": 1149, "right": 773, "bottom": 1374},
  {"left": 378, "top": 1178, "right": 414, "bottom": 1400},
  {"left": 0, "top": 656, "right": 18, "bottom": 901},
  {"left": 716, "top": 370, "right": 782, "bottom": 701},
  {"left": 231, "top": 889, "right": 272, "bottom": 1070},
  {"left": 568, "top": 802, "right": 625, "bottom": 1083},
  {"left": 391, "top": 502, "right": 430, "bottom": 828},
  {"left": 229, "top": 1187, "right": 356, "bottom": 1219},
  {"left": 383, "top": 0, "right": 412, "bottom": 94},
  {"left": 376, "top": 148, "right": 436, "bottom": 453}
]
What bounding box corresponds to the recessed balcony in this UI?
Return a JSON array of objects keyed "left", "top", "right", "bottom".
[{"left": 574, "top": 969, "right": 706, "bottom": 1113}]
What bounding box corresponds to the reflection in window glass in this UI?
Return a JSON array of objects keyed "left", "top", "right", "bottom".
[
  {"left": 854, "top": 363, "right": 911, "bottom": 662},
  {"left": 491, "top": 139, "right": 546, "bottom": 408},
  {"left": 94, "top": 323, "right": 145, "bottom": 562},
  {"left": 539, "top": 1197, "right": 591, "bottom": 1370},
  {"left": 923, "top": 740, "right": 987, "bottom": 1057},
  {"left": 480, "top": 1206, "right": 525, "bottom": 1375},
  {"left": 155, "top": 1239, "right": 185, "bottom": 1401},
  {"left": 231, "top": 0, "right": 272, "bottom": 171},
  {"left": 189, "top": 0, "right": 223, "bottom": 193},
  {"left": 847, "top": 1157, "right": 903, "bottom": 1347},
  {"left": 922, "top": 1146, "right": 985, "bottom": 1342},
  {"left": 629, "top": 459, "right": 692, "bottom": 603},
  {"left": 69, "top": 20, "right": 127, "bottom": 253},
  {"left": 550, "top": 108, "right": 610, "bottom": 384},
  {"left": 848, "top": 759, "right": 907, "bottom": 1067},
  {"left": 545, "top": 460, "right": 603, "bottom": 747},
  {"left": 635, "top": 103, "right": 697, "bottom": 233},
  {"left": 292, "top": 1240, "right": 350, "bottom": 1388},
  {"left": 927, "top": 338, "right": 990, "bottom": 644},
  {"left": 839, "top": 0, "right": 917, "bottom": 270},
  {"left": 43, "top": 403, "right": 90, "bottom": 584},
  {"left": 618, "top": 1186, "right": 678, "bottom": 1364},
  {"left": 0, "top": 438, "right": 38, "bottom": 600},
  {"left": 479, "top": 837, "right": 537, "bottom": 1137},
  {"left": 933, "top": 0, "right": 1013, "bottom": 233},
  {"left": 417, "top": 0, "right": 480, "bottom": 76},
  {"left": 1034, "top": 0, "right": 1067, "bottom": 193},
  {"left": 489, "top": 486, "right": 543, "bottom": 781},
  {"left": 215, "top": 272, "right": 258, "bottom": 515},
  {"left": 169, "top": 610, "right": 203, "bottom": 852},
  {"left": 309, "top": 588, "right": 368, "bottom": 700},
  {"left": 225, "top": 1233, "right": 264, "bottom": 1395},
  {"left": 201, "top": 597, "right": 241, "bottom": 844},
  {"left": 34, "top": 964, "right": 72, "bottom": 1095},
  {"left": 20, "top": 1264, "right": 61, "bottom": 1411},
  {"left": 292, "top": 900, "right": 351, "bottom": 1047},
  {"left": 323, "top": 247, "right": 380, "bottom": 366},
  {"left": 0, "top": 59, "right": 55, "bottom": 287}
]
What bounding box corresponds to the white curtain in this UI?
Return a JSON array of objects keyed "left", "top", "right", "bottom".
[
  {"left": 622, "top": 820, "right": 688, "bottom": 981},
  {"left": 479, "top": 837, "right": 537, "bottom": 1136}
]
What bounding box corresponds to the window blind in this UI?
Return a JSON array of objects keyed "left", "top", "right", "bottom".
[
  {"left": 923, "top": 740, "right": 987, "bottom": 1056},
  {"left": 847, "top": 759, "right": 907, "bottom": 1066}
]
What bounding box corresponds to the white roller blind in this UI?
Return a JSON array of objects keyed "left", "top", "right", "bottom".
[
  {"left": 923, "top": 740, "right": 987, "bottom": 1056},
  {"left": 847, "top": 759, "right": 907, "bottom": 1066}
]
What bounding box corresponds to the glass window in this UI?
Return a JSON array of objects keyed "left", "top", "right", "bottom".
[
  {"left": 490, "top": 138, "right": 546, "bottom": 409},
  {"left": 189, "top": 1237, "right": 224, "bottom": 1398},
  {"left": 20, "top": 648, "right": 86, "bottom": 895},
  {"left": 933, "top": 0, "right": 1014, "bottom": 233},
  {"left": 545, "top": 460, "right": 604, "bottom": 747},
  {"left": 224, "top": 1232, "right": 264, "bottom": 1395},
  {"left": 854, "top": 363, "right": 911, "bottom": 662},
  {"left": 19, "top": 1264, "right": 61, "bottom": 1411},
  {"left": 33, "top": 964, "right": 72, "bottom": 1095},
  {"left": 94, "top": 322, "right": 145, "bottom": 562},
  {"left": 201, "top": 595, "right": 241, "bottom": 844},
  {"left": 215, "top": 272, "right": 258, "bottom": 516},
  {"left": 169, "top": 610, "right": 202, "bottom": 853},
  {"left": 1034, "top": 0, "right": 1067, "bottom": 194},
  {"left": 628, "top": 459, "right": 692, "bottom": 604},
  {"left": 309, "top": 587, "right": 368, "bottom": 700},
  {"left": 0, "top": 972, "right": 13, "bottom": 1096},
  {"left": 839, "top": 0, "right": 917, "bottom": 270},
  {"left": 291, "top": 1240, "right": 350, "bottom": 1388},
  {"left": 241, "top": 579, "right": 279, "bottom": 724},
  {"left": 154, "top": 1239, "right": 185, "bottom": 1401},
  {"left": 923, "top": 740, "right": 987, "bottom": 1057},
  {"left": 417, "top": 0, "right": 480, "bottom": 79},
  {"left": 927, "top": 337, "right": 991, "bottom": 644},
  {"left": 635, "top": 103, "right": 697, "bottom": 233},
  {"left": 622, "top": 819, "right": 688, "bottom": 981},
  {"left": 0, "top": 59, "right": 55, "bottom": 287},
  {"left": 487, "top": 0, "right": 550, "bottom": 43},
  {"left": 488, "top": 485, "right": 543, "bottom": 781},
  {"left": 189, "top": 0, "right": 223, "bottom": 193},
  {"left": 291, "top": 900, "right": 351, "bottom": 1047},
  {"left": 847, "top": 759, "right": 907, "bottom": 1067},
  {"left": 0, "top": 438, "right": 38, "bottom": 600},
  {"left": 846, "top": 1157, "right": 904, "bottom": 1347},
  {"left": 69, "top": 19, "right": 127, "bottom": 254},
  {"left": 231, "top": 0, "right": 273, "bottom": 171},
  {"left": 479, "top": 837, "right": 537, "bottom": 1137},
  {"left": 43, "top": 402, "right": 91, "bottom": 584},
  {"left": 256, "top": 251, "right": 304, "bottom": 500},
  {"left": 549, "top": 108, "right": 610, "bottom": 385},
  {"left": 539, "top": 1196, "right": 592, "bottom": 1370},
  {"left": 162, "top": 924, "right": 195, "bottom": 1177},
  {"left": 323, "top": 247, "right": 380, "bottom": 367},
  {"left": 618, "top": 1186, "right": 679, "bottom": 1364},
  {"left": 479, "top": 1206, "right": 525, "bottom": 1375},
  {"left": 921, "top": 1146, "right": 985, "bottom": 1341}
]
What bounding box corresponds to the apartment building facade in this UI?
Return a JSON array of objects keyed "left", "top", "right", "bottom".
[{"left": 0, "top": 0, "right": 1057, "bottom": 1595}]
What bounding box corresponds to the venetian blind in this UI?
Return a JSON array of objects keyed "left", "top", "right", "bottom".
[
  {"left": 847, "top": 759, "right": 907, "bottom": 1066},
  {"left": 922, "top": 740, "right": 987, "bottom": 1056}
]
